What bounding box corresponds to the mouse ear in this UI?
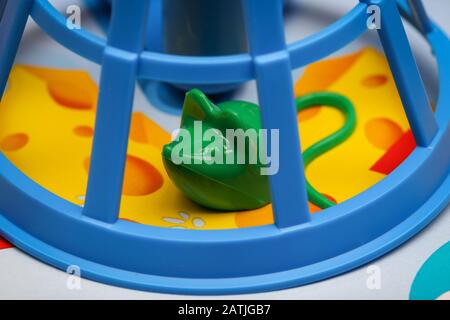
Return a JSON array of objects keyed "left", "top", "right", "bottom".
[{"left": 181, "top": 89, "right": 220, "bottom": 126}]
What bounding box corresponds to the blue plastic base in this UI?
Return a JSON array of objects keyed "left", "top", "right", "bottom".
[{"left": 1, "top": 169, "right": 449, "bottom": 295}]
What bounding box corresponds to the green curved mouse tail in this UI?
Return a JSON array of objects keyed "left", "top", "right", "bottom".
[{"left": 296, "top": 92, "right": 357, "bottom": 209}]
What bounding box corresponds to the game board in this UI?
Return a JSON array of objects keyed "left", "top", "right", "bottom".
[{"left": 0, "top": 0, "right": 448, "bottom": 299}]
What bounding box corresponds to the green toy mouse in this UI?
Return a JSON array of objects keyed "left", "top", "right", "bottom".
[{"left": 162, "top": 89, "right": 356, "bottom": 211}]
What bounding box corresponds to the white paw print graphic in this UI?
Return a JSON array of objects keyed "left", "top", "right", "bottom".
[{"left": 163, "top": 211, "right": 205, "bottom": 229}]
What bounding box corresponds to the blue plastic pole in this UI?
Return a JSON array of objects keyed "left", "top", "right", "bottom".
[
  {"left": 146, "top": 0, "right": 163, "bottom": 52},
  {"left": 0, "top": 1, "right": 6, "bottom": 20},
  {"left": 361, "top": 0, "right": 438, "bottom": 147},
  {"left": 83, "top": 0, "right": 149, "bottom": 223},
  {"left": 241, "top": 0, "right": 311, "bottom": 228},
  {"left": 0, "top": 0, "right": 33, "bottom": 99}
]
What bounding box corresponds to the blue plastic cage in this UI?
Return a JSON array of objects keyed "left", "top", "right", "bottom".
[{"left": 0, "top": 0, "right": 449, "bottom": 294}]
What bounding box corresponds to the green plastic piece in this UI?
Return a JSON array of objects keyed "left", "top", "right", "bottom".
[
  {"left": 162, "top": 89, "right": 356, "bottom": 211},
  {"left": 298, "top": 93, "right": 357, "bottom": 209}
]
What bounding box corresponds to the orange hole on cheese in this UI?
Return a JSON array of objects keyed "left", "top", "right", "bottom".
[
  {"left": 362, "top": 74, "right": 388, "bottom": 88},
  {"left": 84, "top": 155, "right": 163, "bottom": 196},
  {"left": 74, "top": 125, "right": 94, "bottom": 137},
  {"left": 235, "top": 207, "right": 274, "bottom": 229},
  {"left": 365, "top": 118, "right": 404, "bottom": 150},
  {"left": 1, "top": 133, "right": 29, "bottom": 151},
  {"left": 48, "top": 83, "right": 94, "bottom": 110},
  {"left": 298, "top": 106, "right": 321, "bottom": 122}
]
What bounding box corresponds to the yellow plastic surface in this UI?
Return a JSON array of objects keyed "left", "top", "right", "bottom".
[{"left": 0, "top": 48, "right": 410, "bottom": 230}]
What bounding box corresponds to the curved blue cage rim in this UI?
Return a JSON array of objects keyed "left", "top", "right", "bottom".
[
  {"left": 31, "top": 0, "right": 368, "bottom": 84},
  {"left": 0, "top": 0, "right": 447, "bottom": 241}
]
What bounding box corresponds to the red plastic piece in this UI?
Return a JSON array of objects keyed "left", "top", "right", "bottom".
[
  {"left": 371, "top": 130, "right": 416, "bottom": 175},
  {"left": 0, "top": 236, "right": 12, "bottom": 250}
]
